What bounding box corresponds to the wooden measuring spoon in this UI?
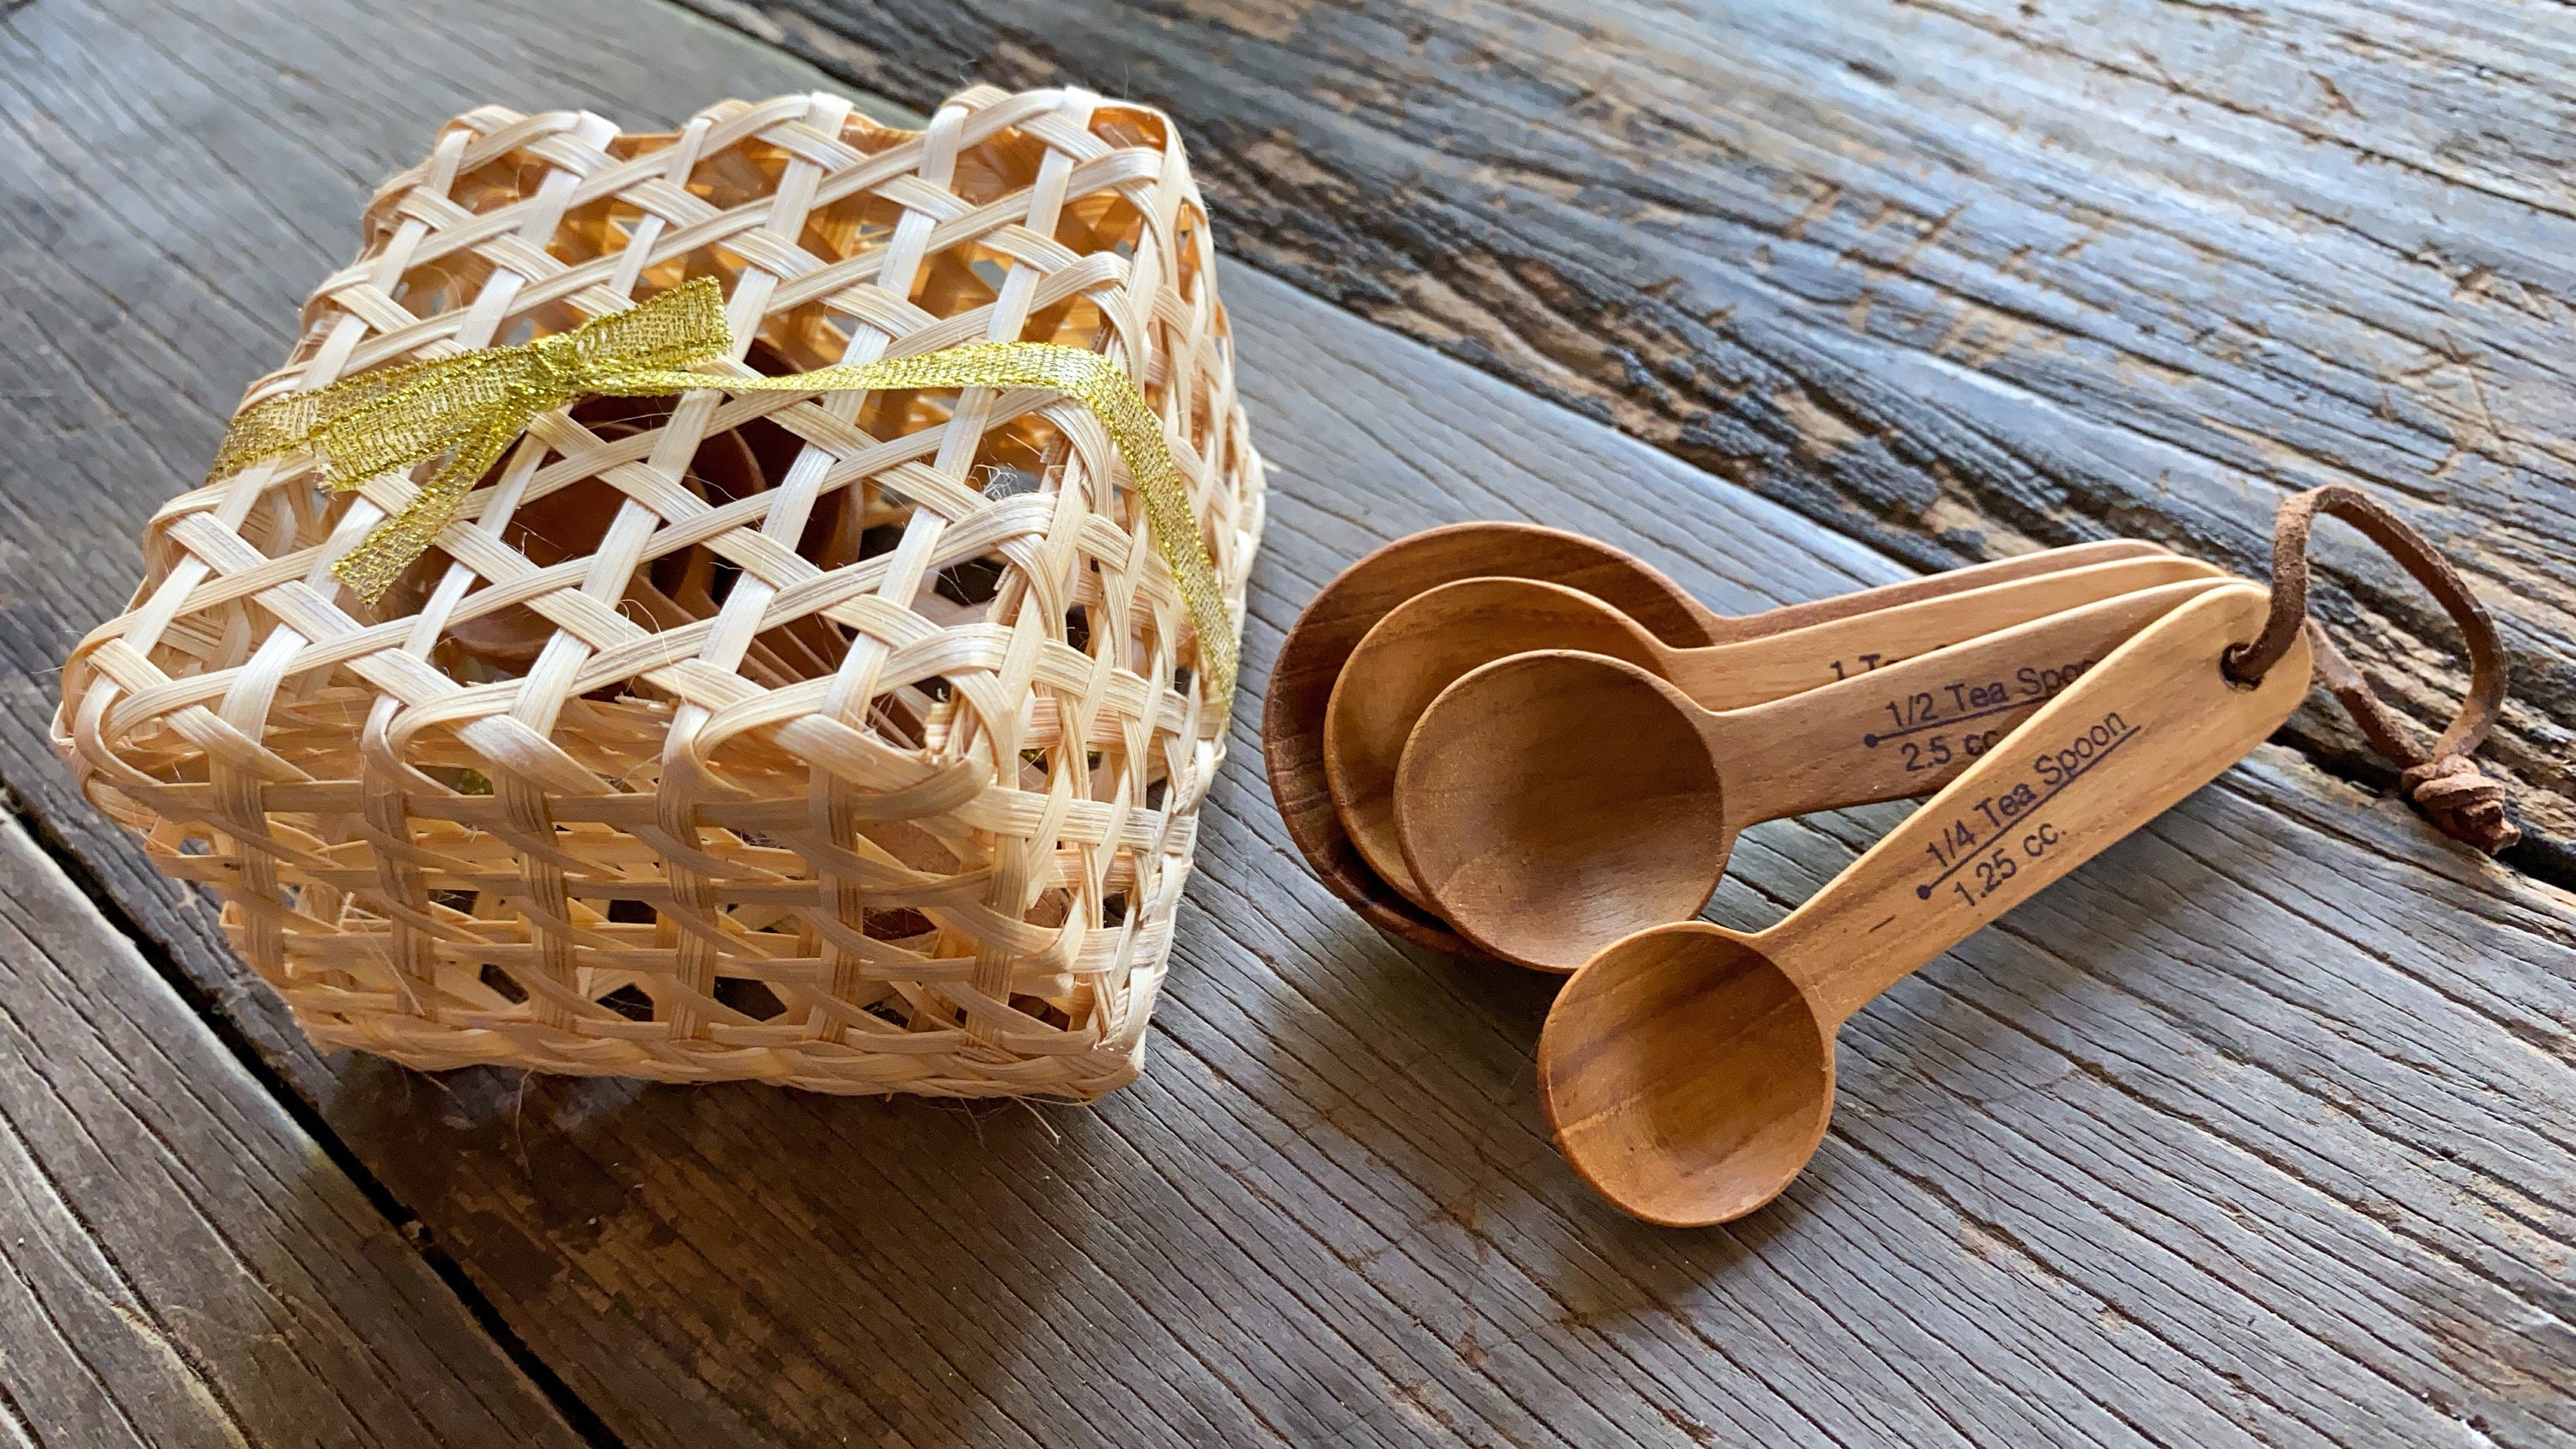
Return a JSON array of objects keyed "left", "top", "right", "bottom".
[
  {"left": 1395, "top": 574, "right": 2240, "bottom": 971},
  {"left": 1268, "top": 528, "right": 2170, "bottom": 952},
  {"left": 1534, "top": 584, "right": 2313, "bottom": 1226},
  {"left": 1335, "top": 553, "right": 2220, "bottom": 912}
]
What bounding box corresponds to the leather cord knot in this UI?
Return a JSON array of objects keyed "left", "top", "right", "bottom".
[
  {"left": 2400, "top": 756, "right": 2520, "bottom": 854},
  {"left": 2222, "top": 484, "right": 2518, "bottom": 855}
]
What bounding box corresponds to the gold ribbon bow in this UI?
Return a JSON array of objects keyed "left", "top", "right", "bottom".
[{"left": 209, "top": 277, "right": 1236, "bottom": 705}]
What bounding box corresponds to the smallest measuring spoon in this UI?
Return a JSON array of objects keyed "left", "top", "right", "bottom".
[{"left": 1533, "top": 584, "right": 2313, "bottom": 1226}]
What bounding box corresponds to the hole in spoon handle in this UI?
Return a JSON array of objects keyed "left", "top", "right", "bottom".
[{"left": 1762, "top": 585, "right": 2313, "bottom": 1030}]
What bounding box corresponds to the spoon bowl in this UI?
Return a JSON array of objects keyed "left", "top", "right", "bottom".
[
  {"left": 1538, "top": 924, "right": 1830, "bottom": 1228},
  {"left": 1398, "top": 652, "right": 1728, "bottom": 964},
  {"left": 1324, "top": 581, "right": 1675, "bottom": 911}
]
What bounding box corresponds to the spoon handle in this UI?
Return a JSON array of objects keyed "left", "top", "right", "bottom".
[
  {"left": 1759, "top": 585, "right": 2312, "bottom": 1029},
  {"left": 1711, "top": 576, "right": 2238, "bottom": 830},
  {"left": 1662, "top": 555, "right": 2225, "bottom": 710},
  {"left": 1695, "top": 537, "right": 2167, "bottom": 643}
]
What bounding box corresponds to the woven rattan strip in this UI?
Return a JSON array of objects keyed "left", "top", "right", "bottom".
[{"left": 55, "top": 88, "right": 1266, "bottom": 1100}]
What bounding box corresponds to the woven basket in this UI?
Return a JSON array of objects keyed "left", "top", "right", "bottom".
[{"left": 55, "top": 87, "right": 1264, "bottom": 1100}]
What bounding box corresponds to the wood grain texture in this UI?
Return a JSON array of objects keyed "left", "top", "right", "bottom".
[
  {"left": 0, "top": 818, "right": 586, "bottom": 1449},
  {"left": 667, "top": 0, "right": 2576, "bottom": 873},
  {"left": 3, "top": 0, "right": 2573, "bottom": 1444}
]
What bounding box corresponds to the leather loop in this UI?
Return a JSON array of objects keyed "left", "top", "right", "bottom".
[{"left": 2221, "top": 485, "right": 2518, "bottom": 853}]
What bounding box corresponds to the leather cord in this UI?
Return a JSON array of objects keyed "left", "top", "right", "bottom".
[{"left": 2222, "top": 484, "right": 2518, "bottom": 853}]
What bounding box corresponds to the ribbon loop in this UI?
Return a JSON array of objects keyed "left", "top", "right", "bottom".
[{"left": 204, "top": 277, "right": 1237, "bottom": 706}]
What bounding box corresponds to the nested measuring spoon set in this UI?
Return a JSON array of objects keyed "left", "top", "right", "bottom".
[{"left": 1261, "top": 486, "right": 2520, "bottom": 1227}]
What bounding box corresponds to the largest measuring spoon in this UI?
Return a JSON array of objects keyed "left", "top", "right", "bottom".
[
  {"left": 1265, "top": 524, "right": 2166, "bottom": 954},
  {"left": 1534, "top": 583, "right": 2313, "bottom": 1226}
]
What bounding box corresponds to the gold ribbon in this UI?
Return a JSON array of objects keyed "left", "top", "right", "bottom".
[{"left": 209, "top": 277, "right": 1236, "bottom": 705}]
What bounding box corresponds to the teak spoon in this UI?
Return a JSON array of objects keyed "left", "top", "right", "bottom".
[
  {"left": 1534, "top": 583, "right": 2314, "bottom": 1226},
  {"left": 1335, "top": 553, "right": 2221, "bottom": 911},
  {"left": 1395, "top": 575, "right": 2239, "bottom": 971},
  {"left": 1263, "top": 523, "right": 2167, "bottom": 953}
]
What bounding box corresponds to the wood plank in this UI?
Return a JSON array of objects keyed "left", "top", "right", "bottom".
[
  {"left": 677, "top": 0, "right": 2576, "bottom": 872},
  {"left": 3, "top": 0, "right": 2573, "bottom": 1444},
  {"left": 0, "top": 817, "right": 589, "bottom": 1448}
]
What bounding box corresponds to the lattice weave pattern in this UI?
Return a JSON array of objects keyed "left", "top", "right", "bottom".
[{"left": 56, "top": 88, "right": 1265, "bottom": 1099}]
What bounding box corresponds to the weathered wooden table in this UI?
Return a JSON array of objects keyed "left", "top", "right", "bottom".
[{"left": 5, "top": 0, "right": 2573, "bottom": 1444}]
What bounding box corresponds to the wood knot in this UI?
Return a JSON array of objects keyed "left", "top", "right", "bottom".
[{"left": 2399, "top": 755, "right": 2520, "bottom": 855}]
